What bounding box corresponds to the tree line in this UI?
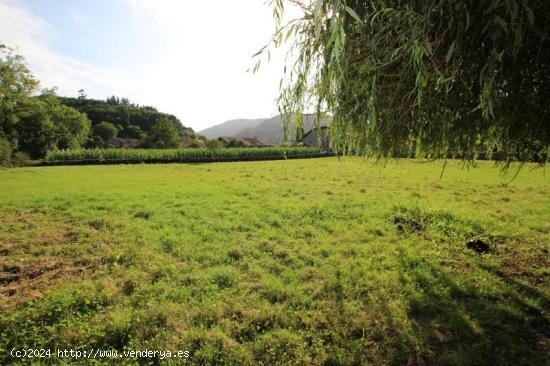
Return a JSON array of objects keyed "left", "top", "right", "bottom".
[
  {"left": 58, "top": 95, "right": 198, "bottom": 147},
  {"left": 0, "top": 44, "right": 198, "bottom": 165}
]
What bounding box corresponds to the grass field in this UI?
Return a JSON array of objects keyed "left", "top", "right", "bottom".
[{"left": 0, "top": 158, "right": 548, "bottom": 365}]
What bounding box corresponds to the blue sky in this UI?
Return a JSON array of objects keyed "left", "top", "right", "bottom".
[
  {"left": 22, "top": 0, "right": 144, "bottom": 68},
  {"left": 0, "top": 0, "right": 297, "bottom": 130}
]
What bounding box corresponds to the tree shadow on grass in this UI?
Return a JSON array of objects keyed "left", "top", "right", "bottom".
[{"left": 396, "top": 255, "right": 549, "bottom": 366}]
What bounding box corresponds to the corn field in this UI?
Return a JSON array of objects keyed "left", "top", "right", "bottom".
[{"left": 44, "top": 147, "right": 324, "bottom": 165}]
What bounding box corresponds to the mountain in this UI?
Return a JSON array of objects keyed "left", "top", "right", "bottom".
[
  {"left": 236, "top": 115, "right": 285, "bottom": 144},
  {"left": 238, "top": 114, "right": 330, "bottom": 144},
  {"left": 200, "top": 114, "right": 330, "bottom": 144},
  {"left": 199, "top": 118, "right": 265, "bottom": 139}
]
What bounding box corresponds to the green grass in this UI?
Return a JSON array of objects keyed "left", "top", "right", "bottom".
[
  {"left": 0, "top": 158, "right": 548, "bottom": 365},
  {"left": 44, "top": 147, "right": 322, "bottom": 164}
]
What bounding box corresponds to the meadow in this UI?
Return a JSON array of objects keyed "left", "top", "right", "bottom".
[{"left": 0, "top": 158, "right": 548, "bottom": 365}]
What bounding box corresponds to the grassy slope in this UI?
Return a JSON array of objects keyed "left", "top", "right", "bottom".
[{"left": 0, "top": 159, "right": 548, "bottom": 365}]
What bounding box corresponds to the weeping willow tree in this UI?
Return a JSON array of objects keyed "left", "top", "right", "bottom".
[{"left": 256, "top": 0, "right": 549, "bottom": 164}]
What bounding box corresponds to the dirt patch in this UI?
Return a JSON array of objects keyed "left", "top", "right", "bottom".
[
  {"left": 0, "top": 272, "right": 19, "bottom": 285},
  {"left": 0, "top": 260, "right": 90, "bottom": 308},
  {"left": 393, "top": 216, "right": 424, "bottom": 233},
  {"left": 390, "top": 206, "right": 428, "bottom": 234},
  {"left": 134, "top": 211, "right": 152, "bottom": 220},
  {"left": 88, "top": 219, "right": 113, "bottom": 231},
  {"left": 466, "top": 239, "right": 491, "bottom": 254},
  {"left": 0, "top": 261, "right": 62, "bottom": 283},
  {"left": 496, "top": 239, "right": 549, "bottom": 284},
  {"left": 0, "top": 210, "right": 87, "bottom": 248},
  {"left": 0, "top": 210, "right": 116, "bottom": 309}
]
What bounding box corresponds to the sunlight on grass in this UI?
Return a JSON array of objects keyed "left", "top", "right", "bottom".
[{"left": 0, "top": 158, "right": 548, "bottom": 364}]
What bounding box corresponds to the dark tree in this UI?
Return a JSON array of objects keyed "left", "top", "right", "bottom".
[
  {"left": 93, "top": 121, "right": 118, "bottom": 141},
  {"left": 77, "top": 89, "right": 87, "bottom": 100},
  {"left": 141, "top": 118, "right": 182, "bottom": 148},
  {"left": 120, "top": 125, "right": 143, "bottom": 139},
  {"left": 227, "top": 138, "right": 246, "bottom": 148},
  {"left": 15, "top": 99, "right": 58, "bottom": 158},
  {"left": 0, "top": 138, "right": 12, "bottom": 166},
  {"left": 206, "top": 139, "right": 222, "bottom": 150}
]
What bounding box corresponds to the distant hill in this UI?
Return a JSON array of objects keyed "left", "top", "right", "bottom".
[
  {"left": 200, "top": 114, "right": 330, "bottom": 144},
  {"left": 59, "top": 96, "right": 195, "bottom": 138},
  {"left": 199, "top": 118, "right": 265, "bottom": 139}
]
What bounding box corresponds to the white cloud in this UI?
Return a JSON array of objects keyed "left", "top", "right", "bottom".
[
  {"left": 122, "top": 0, "right": 302, "bottom": 129},
  {"left": 0, "top": 0, "right": 137, "bottom": 100},
  {"left": 0, "top": 0, "right": 302, "bottom": 130}
]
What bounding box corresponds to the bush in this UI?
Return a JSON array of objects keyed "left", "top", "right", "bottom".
[
  {"left": 190, "top": 139, "right": 204, "bottom": 148},
  {"left": 85, "top": 136, "right": 104, "bottom": 149},
  {"left": 140, "top": 119, "right": 181, "bottom": 148},
  {"left": 206, "top": 140, "right": 222, "bottom": 150},
  {"left": 0, "top": 138, "right": 12, "bottom": 166},
  {"left": 44, "top": 147, "right": 323, "bottom": 164},
  {"left": 93, "top": 122, "right": 118, "bottom": 141},
  {"left": 227, "top": 139, "right": 247, "bottom": 148},
  {"left": 12, "top": 152, "right": 30, "bottom": 166}
]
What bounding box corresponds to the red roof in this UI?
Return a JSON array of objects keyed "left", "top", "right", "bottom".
[
  {"left": 180, "top": 136, "right": 193, "bottom": 147},
  {"left": 241, "top": 137, "right": 273, "bottom": 147},
  {"left": 112, "top": 137, "right": 139, "bottom": 148}
]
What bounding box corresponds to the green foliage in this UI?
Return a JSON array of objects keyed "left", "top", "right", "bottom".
[
  {"left": 85, "top": 135, "right": 104, "bottom": 149},
  {"left": 1, "top": 45, "right": 196, "bottom": 158},
  {"left": 44, "top": 147, "right": 321, "bottom": 164},
  {"left": 120, "top": 125, "right": 142, "bottom": 139},
  {"left": 12, "top": 151, "right": 30, "bottom": 166},
  {"left": 93, "top": 122, "right": 118, "bottom": 141},
  {"left": 0, "top": 159, "right": 547, "bottom": 364},
  {"left": 206, "top": 139, "right": 222, "bottom": 150},
  {"left": 141, "top": 118, "right": 182, "bottom": 148},
  {"left": 15, "top": 98, "right": 58, "bottom": 158},
  {"left": 0, "top": 138, "right": 12, "bottom": 166},
  {"left": 264, "top": 0, "right": 550, "bottom": 165},
  {"left": 58, "top": 96, "right": 195, "bottom": 140},
  {"left": 14, "top": 94, "right": 91, "bottom": 159},
  {"left": 190, "top": 139, "right": 204, "bottom": 148},
  {"left": 1, "top": 46, "right": 92, "bottom": 158},
  {"left": 45, "top": 96, "right": 91, "bottom": 150},
  {"left": 0, "top": 44, "right": 39, "bottom": 149},
  {"left": 226, "top": 138, "right": 247, "bottom": 148}
]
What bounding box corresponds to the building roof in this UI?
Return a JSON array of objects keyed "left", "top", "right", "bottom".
[
  {"left": 180, "top": 136, "right": 193, "bottom": 147},
  {"left": 112, "top": 137, "right": 139, "bottom": 143},
  {"left": 241, "top": 137, "right": 273, "bottom": 147},
  {"left": 109, "top": 137, "right": 139, "bottom": 148},
  {"left": 218, "top": 136, "right": 273, "bottom": 147}
]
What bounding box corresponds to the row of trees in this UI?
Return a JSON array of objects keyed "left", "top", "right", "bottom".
[
  {"left": 0, "top": 44, "right": 197, "bottom": 165},
  {"left": 59, "top": 94, "right": 196, "bottom": 143},
  {"left": 87, "top": 118, "right": 196, "bottom": 149}
]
